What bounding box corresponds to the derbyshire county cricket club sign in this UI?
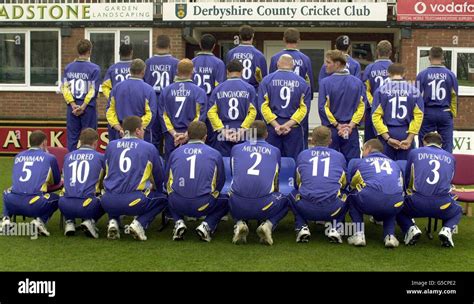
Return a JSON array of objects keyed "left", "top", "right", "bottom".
[{"left": 0, "top": 3, "right": 153, "bottom": 22}]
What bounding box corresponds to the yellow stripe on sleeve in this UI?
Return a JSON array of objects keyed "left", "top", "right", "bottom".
[
  {"left": 260, "top": 93, "right": 278, "bottom": 124},
  {"left": 106, "top": 96, "right": 120, "bottom": 127},
  {"left": 371, "top": 104, "right": 389, "bottom": 135},
  {"left": 141, "top": 98, "right": 153, "bottom": 129},
  {"left": 351, "top": 96, "right": 365, "bottom": 125},
  {"left": 290, "top": 95, "right": 308, "bottom": 124},
  {"left": 408, "top": 104, "right": 424, "bottom": 134},
  {"left": 207, "top": 103, "right": 224, "bottom": 131}
]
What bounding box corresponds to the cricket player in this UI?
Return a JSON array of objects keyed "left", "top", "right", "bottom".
[
  {"left": 318, "top": 50, "right": 365, "bottom": 162},
  {"left": 2, "top": 131, "right": 61, "bottom": 236},
  {"left": 372, "top": 63, "right": 424, "bottom": 161},
  {"left": 59, "top": 128, "right": 105, "bottom": 239},
  {"left": 226, "top": 25, "right": 267, "bottom": 91},
  {"left": 319, "top": 35, "right": 361, "bottom": 82},
  {"left": 269, "top": 28, "right": 314, "bottom": 149},
  {"left": 397, "top": 132, "right": 462, "bottom": 247},
  {"left": 416, "top": 47, "right": 459, "bottom": 153},
  {"left": 229, "top": 120, "right": 288, "bottom": 246},
  {"left": 61, "top": 39, "right": 101, "bottom": 152},
  {"left": 159, "top": 59, "right": 207, "bottom": 159},
  {"left": 258, "top": 54, "right": 311, "bottom": 159},
  {"left": 192, "top": 33, "right": 226, "bottom": 146},
  {"left": 144, "top": 35, "right": 179, "bottom": 152},
  {"left": 106, "top": 59, "right": 157, "bottom": 142},
  {"left": 101, "top": 116, "right": 167, "bottom": 241},
  {"left": 289, "top": 126, "right": 348, "bottom": 243},
  {"left": 207, "top": 59, "right": 257, "bottom": 156},
  {"left": 362, "top": 40, "right": 393, "bottom": 141},
  {"left": 166, "top": 121, "right": 227, "bottom": 242},
  {"left": 101, "top": 43, "right": 133, "bottom": 100},
  {"left": 346, "top": 139, "right": 405, "bottom": 248}
]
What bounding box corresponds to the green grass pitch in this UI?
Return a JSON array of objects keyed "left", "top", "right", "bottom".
[{"left": 0, "top": 157, "right": 473, "bottom": 271}]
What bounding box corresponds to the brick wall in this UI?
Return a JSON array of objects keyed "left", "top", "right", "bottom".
[
  {"left": 0, "top": 27, "right": 185, "bottom": 122},
  {"left": 401, "top": 28, "right": 474, "bottom": 130}
]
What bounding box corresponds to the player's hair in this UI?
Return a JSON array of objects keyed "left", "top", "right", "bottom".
[
  {"left": 77, "top": 39, "right": 92, "bottom": 55},
  {"left": 156, "top": 35, "right": 171, "bottom": 49},
  {"left": 430, "top": 47, "right": 444, "bottom": 60},
  {"left": 119, "top": 43, "right": 133, "bottom": 57},
  {"left": 79, "top": 128, "right": 99, "bottom": 146},
  {"left": 227, "top": 59, "right": 243, "bottom": 73},
  {"left": 423, "top": 132, "right": 443, "bottom": 146},
  {"left": 335, "top": 35, "right": 351, "bottom": 52},
  {"left": 187, "top": 121, "right": 208, "bottom": 141},
  {"left": 30, "top": 130, "right": 47, "bottom": 147},
  {"left": 312, "top": 126, "right": 332, "bottom": 147},
  {"left": 200, "top": 34, "right": 216, "bottom": 51},
  {"left": 122, "top": 116, "right": 142, "bottom": 135},
  {"left": 376, "top": 40, "right": 392, "bottom": 57},
  {"left": 388, "top": 63, "right": 405, "bottom": 76},
  {"left": 278, "top": 54, "right": 294, "bottom": 70},
  {"left": 177, "top": 59, "right": 194, "bottom": 77},
  {"left": 325, "top": 50, "right": 347, "bottom": 66},
  {"left": 364, "top": 139, "right": 384, "bottom": 153},
  {"left": 239, "top": 25, "right": 255, "bottom": 41},
  {"left": 251, "top": 120, "right": 267, "bottom": 139},
  {"left": 130, "top": 59, "right": 146, "bottom": 75},
  {"left": 284, "top": 28, "right": 300, "bottom": 44}
]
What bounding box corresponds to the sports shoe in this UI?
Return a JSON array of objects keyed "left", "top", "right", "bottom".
[
  {"left": 439, "top": 227, "right": 454, "bottom": 247},
  {"left": 64, "top": 220, "right": 76, "bottom": 236},
  {"left": 172, "top": 220, "right": 187, "bottom": 241},
  {"left": 256, "top": 220, "right": 273, "bottom": 246},
  {"left": 129, "top": 219, "right": 147, "bottom": 241},
  {"left": 296, "top": 225, "right": 311, "bottom": 243},
  {"left": 232, "top": 220, "right": 249, "bottom": 244},
  {"left": 107, "top": 219, "right": 120, "bottom": 240},
  {"left": 81, "top": 219, "right": 99, "bottom": 239},
  {"left": 31, "top": 218, "right": 50, "bottom": 237},
  {"left": 327, "top": 228, "right": 342, "bottom": 244},
  {"left": 404, "top": 225, "right": 422, "bottom": 245},
  {"left": 384, "top": 235, "right": 399, "bottom": 248},
  {"left": 347, "top": 232, "right": 366, "bottom": 247},
  {"left": 369, "top": 216, "right": 383, "bottom": 226},
  {"left": 1, "top": 216, "right": 11, "bottom": 234},
  {"left": 196, "top": 221, "right": 212, "bottom": 242}
]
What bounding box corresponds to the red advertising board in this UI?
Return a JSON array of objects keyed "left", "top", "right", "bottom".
[
  {"left": 397, "top": 0, "right": 474, "bottom": 22},
  {"left": 0, "top": 126, "right": 109, "bottom": 155}
]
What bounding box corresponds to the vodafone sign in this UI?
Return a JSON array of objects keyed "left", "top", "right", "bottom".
[{"left": 398, "top": 0, "right": 474, "bottom": 22}]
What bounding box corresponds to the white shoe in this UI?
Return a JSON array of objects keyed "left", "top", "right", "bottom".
[
  {"left": 384, "top": 235, "right": 399, "bottom": 248},
  {"left": 296, "top": 225, "right": 311, "bottom": 243},
  {"left": 81, "top": 219, "right": 99, "bottom": 239},
  {"left": 196, "top": 221, "right": 212, "bottom": 242},
  {"left": 232, "top": 220, "right": 249, "bottom": 244},
  {"left": 129, "top": 219, "right": 147, "bottom": 241},
  {"left": 439, "top": 227, "right": 454, "bottom": 247},
  {"left": 327, "top": 228, "right": 342, "bottom": 244},
  {"left": 256, "top": 220, "right": 273, "bottom": 246},
  {"left": 64, "top": 220, "right": 76, "bottom": 236},
  {"left": 404, "top": 225, "right": 422, "bottom": 245},
  {"left": 1, "top": 216, "right": 11, "bottom": 234},
  {"left": 31, "top": 218, "right": 50, "bottom": 237},
  {"left": 369, "top": 216, "right": 383, "bottom": 226},
  {"left": 347, "top": 232, "right": 366, "bottom": 247},
  {"left": 107, "top": 219, "right": 120, "bottom": 240},
  {"left": 172, "top": 220, "right": 187, "bottom": 241}
]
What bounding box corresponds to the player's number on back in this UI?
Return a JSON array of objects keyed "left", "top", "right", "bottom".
[
  {"left": 194, "top": 74, "right": 212, "bottom": 94},
  {"left": 370, "top": 159, "right": 393, "bottom": 175},
  {"left": 228, "top": 98, "right": 239, "bottom": 120},
  {"left": 115, "top": 74, "right": 130, "bottom": 83},
  {"left": 309, "top": 156, "right": 330, "bottom": 177},
  {"left": 152, "top": 71, "right": 170, "bottom": 92},
  {"left": 428, "top": 79, "right": 447, "bottom": 101},
  {"left": 374, "top": 76, "right": 388, "bottom": 88},
  {"left": 68, "top": 160, "right": 90, "bottom": 184},
  {"left": 293, "top": 66, "right": 300, "bottom": 76},
  {"left": 175, "top": 96, "right": 186, "bottom": 118},
  {"left": 426, "top": 160, "right": 440, "bottom": 185},
  {"left": 119, "top": 148, "right": 132, "bottom": 173},
  {"left": 186, "top": 155, "right": 197, "bottom": 179},
  {"left": 280, "top": 87, "right": 291, "bottom": 109},
  {"left": 19, "top": 161, "right": 33, "bottom": 182},
  {"left": 388, "top": 96, "right": 407, "bottom": 120},
  {"left": 247, "top": 152, "right": 262, "bottom": 176},
  {"left": 242, "top": 59, "right": 252, "bottom": 80},
  {"left": 70, "top": 79, "right": 86, "bottom": 99}
]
